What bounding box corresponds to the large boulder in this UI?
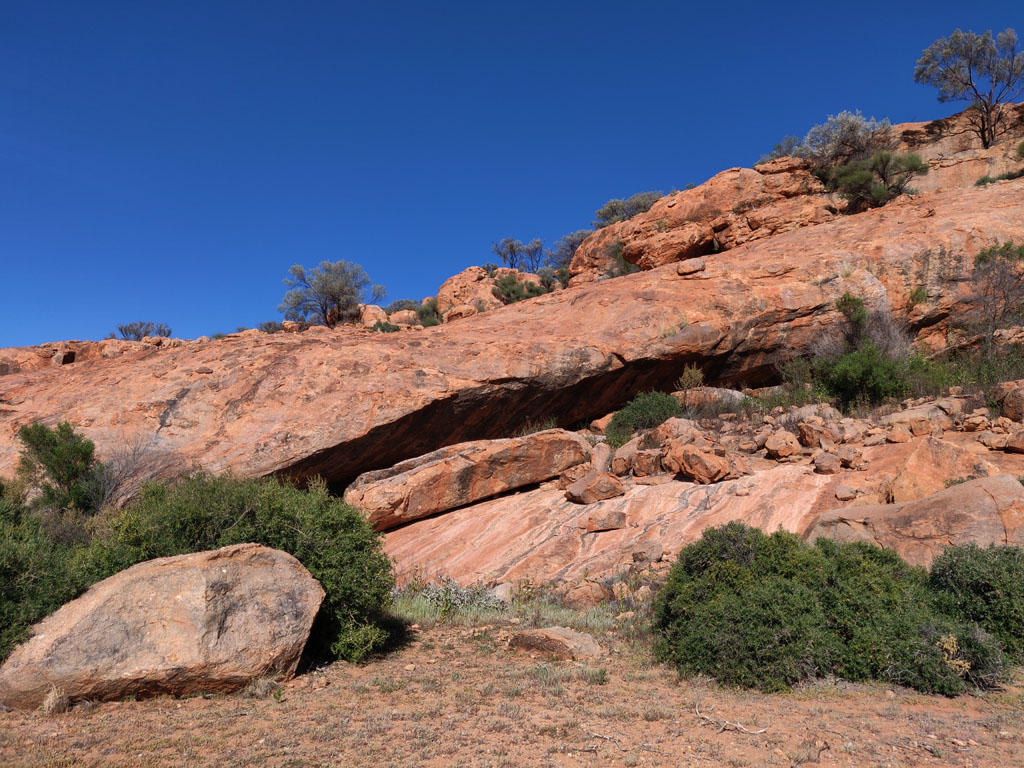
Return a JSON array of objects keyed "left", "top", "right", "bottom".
[
  {"left": 343, "top": 430, "right": 590, "bottom": 531},
  {"left": 882, "top": 437, "right": 999, "bottom": 503},
  {"left": 435, "top": 267, "right": 505, "bottom": 314},
  {"left": 0, "top": 544, "right": 324, "bottom": 710},
  {"left": 806, "top": 474, "right": 1024, "bottom": 566}
]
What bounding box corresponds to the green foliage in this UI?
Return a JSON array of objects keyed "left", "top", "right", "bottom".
[
  {"left": 593, "top": 191, "right": 663, "bottom": 229},
  {"left": 257, "top": 321, "right": 284, "bottom": 334},
  {"left": 492, "top": 274, "right": 554, "bottom": 304},
  {"left": 915, "top": 28, "right": 1024, "bottom": 148},
  {"left": 605, "top": 391, "right": 681, "bottom": 448},
  {"left": 116, "top": 321, "right": 171, "bottom": 341},
  {"left": 90, "top": 473, "right": 394, "bottom": 662},
  {"left": 653, "top": 523, "right": 1008, "bottom": 694},
  {"left": 545, "top": 230, "right": 593, "bottom": 270},
  {"left": 603, "top": 239, "right": 639, "bottom": 278},
  {"left": 930, "top": 544, "right": 1024, "bottom": 661},
  {"left": 384, "top": 299, "right": 421, "bottom": 315},
  {"left": 0, "top": 472, "right": 395, "bottom": 665},
  {"left": 17, "top": 422, "right": 104, "bottom": 516},
  {"left": 0, "top": 496, "right": 91, "bottom": 660},
  {"left": 971, "top": 241, "right": 1024, "bottom": 349},
  {"left": 828, "top": 152, "right": 927, "bottom": 210},
  {"left": 279, "top": 260, "right": 385, "bottom": 328},
  {"left": 371, "top": 320, "right": 401, "bottom": 333},
  {"left": 813, "top": 342, "right": 917, "bottom": 409},
  {"left": 674, "top": 363, "right": 704, "bottom": 391},
  {"left": 758, "top": 135, "right": 800, "bottom": 164},
  {"left": 796, "top": 110, "right": 893, "bottom": 167},
  {"left": 975, "top": 168, "right": 1024, "bottom": 186},
  {"left": 417, "top": 298, "right": 441, "bottom": 327},
  {"left": 906, "top": 285, "right": 928, "bottom": 310},
  {"left": 1017, "top": 140, "right": 1024, "bottom": 161},
  {"left": 491, "top": 237, "right": 544, "bottom": 273}
]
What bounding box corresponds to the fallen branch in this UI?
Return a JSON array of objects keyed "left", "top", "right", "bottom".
[{"left": 694, "top": 702, "right": 767, "bottom": 735}]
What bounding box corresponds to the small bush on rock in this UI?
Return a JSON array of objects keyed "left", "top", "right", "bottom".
[
  {"left": 653, "top": 523, "right": 1008, "bottom": 695},
  {"left": 605, "top": 392, "right": 681, "bottom": 448}
]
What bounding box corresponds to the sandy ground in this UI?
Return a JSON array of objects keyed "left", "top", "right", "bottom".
[{"left": 3, "top": 619, "right": 1023, "bottom": 768}]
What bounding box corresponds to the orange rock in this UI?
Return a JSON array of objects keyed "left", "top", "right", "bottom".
[
  {"left": 509, "top": 627, "right": 602, "bottom": 660},
  {"left": 343, "top": 430, "right": 590, "bottom": 531},
  {"left": 435, "top": 267, "right": 504, "bottom": 314},
  {"left": 3, "top": 181, "right": 1024, "bottom": 487},
  {"left": 0, "top": 544, "right": 324, "bottom": 710},
  {"left": 765, "top": 431, "right": 801, "bottom": 459},
  {"left": 664, "top": 443, "right": 730, "bottom": 484},
  {"left": 565, "top": 471, "right": 626, "bottom": 504},
  {"left": 807, "top": 474, "right": 1024, "bottom": 567}
]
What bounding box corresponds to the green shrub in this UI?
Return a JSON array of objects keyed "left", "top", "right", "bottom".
[
  {"left": 385, "top": 299, "right": 421, "bottom": 315},
  {"left": 17, "top": 421, "right": 105, "bottom": 516},
  {"left": 593, "top": 191, "right": 663, "bottom": 229},
  {"left": 371, "top": 320, "right": 401, "bottom": 333},
  {"left": 653, "top": 523, "right": 1007, "bottom": 695},
  {"left": 0, "top": 495, "right": 90, "bottom": 660},
  {"left": 492, "top": 274, "right": 553, "bottom": 304},
  {"left": 930, "top": 544, "right": 1024, "bottom": 661},
  {"left": 90, "top": 473, "right": 394, "bottom": 662},
  {"left": 1017, "top": 140, "right": 1024, "bottom": 161},
  {"left": 975, "top": 168, "right": 1024, "bottom": 186},
  {"left": 812, "top": 342, "right": 914, "bottom": 408},
  {"left": 417, "top": 298, "right": 441, "bottom": 327},
  {"left": 827, "top": 151, "right": 927, "bottom": 210},
  {"left": 605, "top": 391, "right": 681, "bottom": 448}
]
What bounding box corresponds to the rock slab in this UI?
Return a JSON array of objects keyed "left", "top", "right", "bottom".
[
  {"left": 807, "top": 474, "right": 1024, "bottom": 566},
  {"left": 0, "top": 543, "right": 325, "bottom": 710},
  {"left": 344, "top": 429, "right": 589, "bottom": 531}
]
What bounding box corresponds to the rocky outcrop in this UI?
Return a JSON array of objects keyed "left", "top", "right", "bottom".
[
  {"left": 343, "top": 430, "right": 589, "bottom": 531},
  {"left": 806, "top": 474, "right": 1024, "bottom": 566},
  {"left": 435, "top": 267, "right": 505, "bottom": 314},
  {"left": 384, "top": 464, "right": 832, "bottom": 586},
  {"left": 569, "top": 160, "right": 837, "bottom": 282},
  {"left": 2, "top": 180, "right": 1023, "bottom": 488},
  {"left": 895, "top": 103, "right": 1024, "bottom": 195},
  {"left": 568, "top": 104, "right": 1024, "bottom": 284},
  {"left": 0, "top": 544, "right": 324, "bottom": 710},
  {"left": 565, "top": 471, "right": 625, "bottom": 504}
]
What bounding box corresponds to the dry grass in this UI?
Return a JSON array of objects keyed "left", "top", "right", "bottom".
[
  {"left": 3, "top": 612, "right": 1024, "bottom": 767},
  {"left": 39, "top": 686, "right": 69, "bottom": 716}
]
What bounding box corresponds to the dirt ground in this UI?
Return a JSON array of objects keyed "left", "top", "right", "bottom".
[{"left": 3, "top": 619, "right": 1023, "bottom": 768}]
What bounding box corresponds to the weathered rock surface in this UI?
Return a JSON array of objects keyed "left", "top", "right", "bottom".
[
  {"left": 343, "top": 429, "right": 589, "bottom": 531},
  {"left": 2, "top": 181, "right": 1023, "bottom": 488},
  {"left": 565, "top": 471, "right": 626, "bottom": 504},
  {"left": 807, "top": 474, "right": 1024, "bottom": 566},
  {"left": 881, "top": 437, "right": 998, "bottom": 503},
  {"left": 570, "top": 161, "right": 837, "bottom": 282},
  {"left": 895, "top": 103, "right": 1024, "bottom": 195},
  {"left": 385, "top": 464, "right": 832, "bottom": 586},
  {"left": 435, "top": 266, "right": 505, "bottom": 314},
  {"left": 509, "top": 627, "right": 602, "bottom": 660},
  {"left": 0, "top": 544, "right": 324, "bottom": 710}
]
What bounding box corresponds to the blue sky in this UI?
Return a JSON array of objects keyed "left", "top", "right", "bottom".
[{"left": 0, "top": 1, "right": 1017, "bottom": 346}]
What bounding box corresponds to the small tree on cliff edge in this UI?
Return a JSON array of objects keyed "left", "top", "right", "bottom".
[
  {"left": 279, "top": 260, "right": 385, "bottom": 328},
  {"left": 915, "top": 28, "right": 1024, "bottom": 148}
]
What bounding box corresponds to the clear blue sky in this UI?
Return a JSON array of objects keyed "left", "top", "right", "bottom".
[{"left": 0, "top": 1, "right": 1016, "bottom": 346}]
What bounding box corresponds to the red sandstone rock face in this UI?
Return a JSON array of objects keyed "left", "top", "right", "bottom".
[
  {"left": 1, "top": 181, "right": 1023, "bottom": 487},
  {"left": 343, "top": 429, "right": 589, "bottom": 531},
  {"left": 806, "top": 474, "right": 1024, "bottom": 567},
  {"left": 568, "top": 104, "right": 1024, "bottom": 284},
  {"left": 0, "top": 544, "right": 324, "bottom": 710},
  {"left": 569, "top": 162, "right": 837, "bottom": 282},
  {"left": 435, "top": 267, "right": 505, "bottom": 314},
  {"left": 894, "top": 103, "right": 1024, "bottom": 195}
]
